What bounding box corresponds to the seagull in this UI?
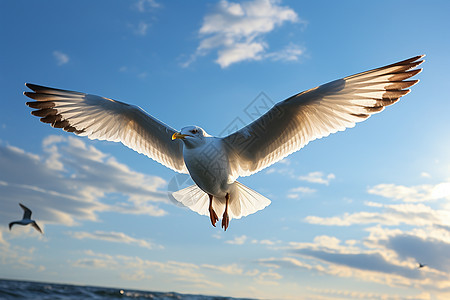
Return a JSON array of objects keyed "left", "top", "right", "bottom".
[
  {"left": 418, "top": 263, "right": 427, "bottom": 269},
  {"left": 24, "top": 55, "right": 424, "bottom": 231},
  {"left": 9, "top": 203, "right": 43, "bottom": 234}
]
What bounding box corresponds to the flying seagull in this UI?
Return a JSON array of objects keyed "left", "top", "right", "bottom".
[
  {"left": 418, "top": 263, "right": 427, "bottom": 269},
  {"left": 9, "top": 203, "right": 43, "bottom": 234},
  {"left": 24, "top": 55, "right": 424, "bottom": 231}
]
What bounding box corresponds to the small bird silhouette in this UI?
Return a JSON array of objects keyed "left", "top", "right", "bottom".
[
  {"left": 9, "top": 203, "right": 43, "bottom": 234},
  {"left": 418, "top": 263, "right": 427, "bottom": 269}
]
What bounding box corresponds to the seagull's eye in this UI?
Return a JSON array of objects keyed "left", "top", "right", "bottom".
[{"left": 190, "top": 129, "right": 198, "bottom": 134}]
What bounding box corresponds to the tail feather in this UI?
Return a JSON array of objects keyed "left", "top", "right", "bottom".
[
  {"left": 233, "top": 181, "right": 271, "bottom": 218},
  {"left": 171, "top": 185, "right": 209, "bottom": 216},
  {"left": 171, "top": 181, "right": 271, "bottom": 220}
]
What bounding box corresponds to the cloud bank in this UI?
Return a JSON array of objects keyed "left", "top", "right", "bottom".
[
  {"left": 0, "top": 136, "right": 169, "bottom": 227},
  {"left": 185, "top": 0, "right": 303, "bottom": 68}
]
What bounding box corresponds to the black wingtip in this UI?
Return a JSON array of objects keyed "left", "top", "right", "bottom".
[
  {"left": 414, "top": 55, "right": 425, "bottom": 68},
  {"left": 25, "top": 83, "right": 55, "bottom": 93},
  {"left": 412, "top": 54, "right": 425, "bottom": 61},
  {"left": 19, "top": 203, "right": 29, "bottom": 211},
  {"left": 413, "top": 54, "right": 425, "bottom": 60},
  {"left": 393, "top": 55, "right": 425, "bottom": 68},
  {"left": 25, "top": 83, "right": 38, "bottom": 91}
]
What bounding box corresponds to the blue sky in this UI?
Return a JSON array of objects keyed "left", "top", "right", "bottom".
[{"left": 1, "top": 0, "right": 450, "bottom": 299}]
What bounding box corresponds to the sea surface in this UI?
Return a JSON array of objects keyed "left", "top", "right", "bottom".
[{"left": 0, "top": 279, "right": 255, "bottom": 300}]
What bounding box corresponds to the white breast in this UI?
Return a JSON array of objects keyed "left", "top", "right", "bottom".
[{"left": 183, "top": 137, "right": 234, "bottom": 197}]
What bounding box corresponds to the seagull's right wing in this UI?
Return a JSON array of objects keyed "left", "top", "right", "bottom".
[
  {"left": 19, "top": 203, "right": 32, "bottom": 220},
  {"left": 24, "top": 84, "right": 188, "bottom": 173},
  {"left": 224, "top": 55, "right": 424, "bottom": 177}
]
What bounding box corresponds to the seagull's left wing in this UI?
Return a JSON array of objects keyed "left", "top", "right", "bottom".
[
  {"left": 24, "top": 84, "right": 188, "bottom": 173},
  {"left": 224, "top": 55, "right": 424, "bottom": 177},
  {"left": 19, "top": 203, "right": 32, "bottom": 220}
]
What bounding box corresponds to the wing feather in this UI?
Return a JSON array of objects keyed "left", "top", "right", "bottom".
[
  {"left": 224, "top": 55, "right": 424, "bottom": 177},
  {"left": 24, "top": 84, "right": 188, "bottom": 173},
  {"left": 32, "top": 222, "right": 43, "bottom": 234},
  {"left": 19, "top": 203, "right": 32, "bottom": 219}
]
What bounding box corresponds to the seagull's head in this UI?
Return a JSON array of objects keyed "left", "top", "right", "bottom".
[{"left": 172, "top": 126, "right": 209, "bottom": 148}]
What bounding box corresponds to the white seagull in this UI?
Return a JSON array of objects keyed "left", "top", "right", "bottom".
[
  {"left": 9, "top": 203, "right": 43, "bottom": 234},
  {"left": 24, "top": 55, "right": 424, "bottom": 231}
]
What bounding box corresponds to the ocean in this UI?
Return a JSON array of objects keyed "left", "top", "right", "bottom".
[{"left": 0, "top": 279, "right": 255, "bottom": 300}]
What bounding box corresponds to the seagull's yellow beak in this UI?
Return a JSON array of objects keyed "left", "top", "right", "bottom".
[{"left": 172, "top": 132, "right": 188, "bottom": 140}]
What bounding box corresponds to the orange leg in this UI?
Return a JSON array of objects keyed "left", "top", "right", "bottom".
[
  {"left": 208, "top": 194, "right": 218, "bottom": 227},
  {"left": 222, "top": 193, "right": 230, "bottom": 231}
]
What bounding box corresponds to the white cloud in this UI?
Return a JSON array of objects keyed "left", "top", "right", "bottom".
[
  {"left": 265, "top": 165, "right": 295, "bottom": 177},
  {"left": 265, "top": 43, "right": 305, "bottom": 62},
  {"left": 201, "top": 263, "right": 244, "bottom": 275},
  {"left": 257, "top": 257, "right": 317, "bottom": 271},
  {"left": 298, "top": 171, "right": 335, "bottom": 185},
  {"left": 289, "top": 235, "right": 361, "bottom": 254},
  {"left": 69, "top": 230, "right": 162, "bottom": 250},
  {"left": 7, "top": 144, "right": 40, "bottom": 162},
  {"left": 287, "top": 186, "right": 316, "bottom": 199},
  {"left": 421, "top": 172, "right": 431, "bottom": 178},
  {"left": 130, "top": 0, "right": 159, "bottom": 36},
  {"left": 305, "top": 202, "right": 448, "bottom": 228},
  {"left": 211, "top": 232, "right": 223, "bottom": 240},
  {"left": 0, "top": 228, "right": 43, "bottom": 272},
  {"left": 53, "top": 50, "right": 69, "bottom": 66},
  {"left": 134, "top": 21, "right": 149, "bottom": 36},
  {"left": 289, "top": 235, "right": 427, "bottom": 286},
  {"left": 304, "top": 192, "right": 450, "bottom": 234},
  {"left": 215, "top": 42, "right": 265, "bottom": 67},
  {"left": 291, "top": 186, "right": 316, "bottom": 194},
  {"left": 278, "top": 158, "right": 291, "bottom": 165},
  {"left": 0, "top": 231, "right": 7, "bottom": 246},
  {"left": 134, "top": 0, "right": 160, "bottom": 12},
  {"left": 259, "top": 239, "right": 276, "bottom": 245},
  {"left": 365, "top": 226, "right": 450, "bottom": 274},
  {"left": 265, "top": 168, "right": 276, "bottom": 174},
  {"left": 225, "top": 234, "right": 248, "bottom": 245},
  {"left": 186, "top": 0, "right": 301, "bottom": 68},
  {"left": 251, "top": 238, "right": 280, "bottom": 246},
  {"left": 288, "top": 176, "right": 450, "bottom": 295},
  {"left": 0, "top": 136, "right": 169, "bottom": 228},
  {"left": 368, "top": 182, "right": 450, "bottom": 202},
  {"left": 254, "top": 269, "right": 283, "bottom": 285}
]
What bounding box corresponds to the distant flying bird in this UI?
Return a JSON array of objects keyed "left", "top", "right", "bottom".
[
  {"left": 9, "top": 203, "right": 43, "bottom": 234},
  {"left": 24, "top": 55, "right": 424, "bottom": 231},
  {"left": 418, "top": 263, "right": 427, "bottom": 269}
]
